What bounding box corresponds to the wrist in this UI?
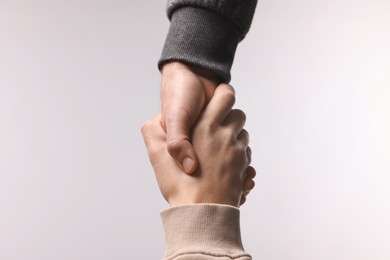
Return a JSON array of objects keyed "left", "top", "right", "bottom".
[
  {"left": 168, "top": 191, "right": 241, "bottom": 208},
  {"left": 162, "top": 61, "right": 220, "bottom": 84},
  {"left": 162, "top": 61, "right": 218, "bottom": 104}
]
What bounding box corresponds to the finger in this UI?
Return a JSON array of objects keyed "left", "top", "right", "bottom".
[
  {"left": 141, "top": 115, "right": 164, "bottom": 149},
  {"left": 246, "top": 166, "right": 257, "bottom": 179},
  {"left": 200, "top": 83, "right": 236, "bottom": 125},
  {"left": 164, "top": 110, "right": 199, "bottom": 175},
  {"left": 222, "top": 109, "right": 246, "bottom": 137},
  {"left": 237, "top": 129, "right": 249, "bottom": 147},
  {"left": 246, "top": 146, "right": 252, "bottom": 166},
  {"left": 141, "top": 115, "right": 169, "bottom": 166},
  {"left": 167, "top": 138, "right": 199, "bottom": 174},
  {"left": 239, "top": 195, "right": 246, "bottom": 206},
  {"left": 243, "top": 179, "right": 255, "bottom": 193}
]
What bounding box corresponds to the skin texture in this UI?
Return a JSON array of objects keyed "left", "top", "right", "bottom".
[
  {"left": 142, "top": 84, "right": 256, "bottom": 207},
  {"left": 160, "top": 62, "right": 218, "bottom": 174}
]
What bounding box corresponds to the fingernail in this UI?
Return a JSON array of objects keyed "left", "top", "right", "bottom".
[{"left": 182, "top": 157, "right": 193, "bottom": 173}]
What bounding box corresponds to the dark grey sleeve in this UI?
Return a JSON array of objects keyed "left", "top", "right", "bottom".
[{"left": 158, "top": 0, "right": 258, "bottom": 83}]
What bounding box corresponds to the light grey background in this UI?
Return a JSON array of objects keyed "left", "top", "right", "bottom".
[{"left": 1, "top": 0, "right": 389, "bottom": 259}]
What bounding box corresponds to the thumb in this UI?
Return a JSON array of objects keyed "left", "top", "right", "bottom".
[{"left": 163, "top": 110, "right": 199, "bottom": 175}]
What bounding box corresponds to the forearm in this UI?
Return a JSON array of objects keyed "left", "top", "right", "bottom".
[{"left": 161, "top": 204, "right": 252, "bottom": 260}]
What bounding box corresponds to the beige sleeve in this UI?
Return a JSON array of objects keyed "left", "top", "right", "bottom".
[{"left": 160, "top": 204, "right": 252, "bottom": 260}]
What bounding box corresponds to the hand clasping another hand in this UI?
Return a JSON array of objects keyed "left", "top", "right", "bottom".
[
  {"left": 142, "top": 84, "right": 256, "bottom": 207},
  {"left": 160, "top": 62, "right": 218, "bottom": 174}
]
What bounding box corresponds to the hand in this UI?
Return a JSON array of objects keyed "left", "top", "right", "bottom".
[
  {"left": 142, "top": 84, "right": 256, "bottom": 207},
  {"left": 160, "top": 62, "right": 218, "bottom": 174}
]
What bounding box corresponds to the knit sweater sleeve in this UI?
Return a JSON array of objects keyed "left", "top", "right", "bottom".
[
  {"left": 160, "top": 204, "right": 251, "bottom": 260},
  {"left": 158, "top": 0, "right": 258, "bottom": 83}
]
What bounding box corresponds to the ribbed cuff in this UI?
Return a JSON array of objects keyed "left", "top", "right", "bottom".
[
  {"left": 161, "top": 204, "right": 251, "bottom": 260},
  {"left": 158, "top": 7, "right": 242, "bottom": 83},
  {"left": 166, "top": 0, "right": 258, "bottom": 37}
]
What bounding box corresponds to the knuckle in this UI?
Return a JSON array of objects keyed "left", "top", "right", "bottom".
[
  {"left": 218, "top": 86, "right": 236, "bottom": 106},
  {"left": 221, "top": 89, "right": 236, "bottom": 106},
  {"left": 240, "top": 129, "right": 249, "bottom": 138},
  {"left": 207, "top": 122, "right": 218, "bottom": 132},
  {"left": 140, "top": 119, "right": 153, "bottom": 135},
  {"left": 226, "top": 109, "right": 246, "bottom": 127},
  {"left": 238, "top": 129, "right": 250, "bottom": 144},
  {"left": 222, "top": 83, "right": 236, "bottom": 95},
  {"left": 148, "top": 145, "right": 161, "bottom": 158},
  {"left": 235, "top": 109, "right": 246, "bottom": 122}
]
